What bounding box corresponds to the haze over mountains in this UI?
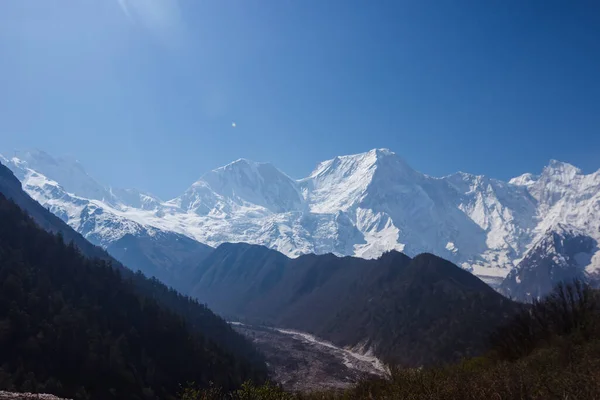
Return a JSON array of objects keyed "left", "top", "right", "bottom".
[{"left": 1, "top": 148, "right": 599, "bottom": 297}]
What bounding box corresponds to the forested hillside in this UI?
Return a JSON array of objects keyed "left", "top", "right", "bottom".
[
  {"left": 0, "top": 193, "right": 267, "bottom": 399},
  {"left": 0, "top": 160, "right": 117, "bottom": 264},
  {"left": 0, "top": 161, "right": 266, "bottom": 374},
  {"left": 106, "top": 231, "right": 213, "bottom": 289}
]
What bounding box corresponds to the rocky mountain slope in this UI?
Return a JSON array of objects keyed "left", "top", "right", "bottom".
[
  {"left": 500, "top": 225, "right": 598, "bottom": 301},
  {"left": 2, "top": 149, "right": 599, "bottom": 294}
]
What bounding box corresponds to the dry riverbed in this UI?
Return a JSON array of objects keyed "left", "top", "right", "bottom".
[
  {"left": 0, "top": 393, "right": 68, "bottom": 400},
  {"left": 231, "top": 323, "right": 387, "bottom": 392}
]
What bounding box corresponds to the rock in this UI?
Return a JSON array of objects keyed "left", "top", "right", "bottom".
[{"left": 0, "top": 392, "right": 70, "bottom": 400}]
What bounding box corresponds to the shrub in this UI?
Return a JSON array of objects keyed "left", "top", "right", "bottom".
[
  {"left": 490, "top": 280, "right": 599, "bottom": 360},
  {"left": 180, "top": 282, "right": 600, "bottom": 400}
]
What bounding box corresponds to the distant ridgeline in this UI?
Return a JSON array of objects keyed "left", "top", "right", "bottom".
[
  {"left": 0, "top": 164, "right": 267, "bottom": 399},
  {"left": 4, "top": 150, "right": 600, "bottom": 305},
  {"left": 181, "top": 243, "right": 520, "bottom": 367}
]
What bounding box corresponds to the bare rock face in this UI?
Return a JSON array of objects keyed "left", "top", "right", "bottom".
[{"left": 0, "top": 392, "right": 70, "bottom": 400}]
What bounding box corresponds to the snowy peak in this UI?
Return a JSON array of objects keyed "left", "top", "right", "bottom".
[
  {"left": 175, "top": 158, "right": 304, "bottom": 215},
  {"left": 302, "top": 148, "right": 419, "bottom": 213},
  {"left": 109, "top": 187, "right": 162, "bottom": 210},
  {"left": 526, "top": 159, "right": 600, "bottom": 211},
  {"left": 203, "top": 158, "right": 288, "bottom": 189},
  {"left": 307, "top": 148, "right": 409, "bottom": 180},
  {"left": 535, "top": 159, "right": 588, "bottom": 191},
  {"left": 509, "top": 173, "right": 539, "bottom": 186},
  {"left": 545, "top": 159, "right": 583, "bottom": 178},
  {"left": 510, "top": 160, "right": 584, "bottom": 189},
  {"left": 210, "top": 158, "right": 263, "bottom": 175},
  {"left": 11, "top": 149, "right": 114, "bottom": 203},
  {"left": 0, "top": 150, "right": 162, "bottom": 212}
]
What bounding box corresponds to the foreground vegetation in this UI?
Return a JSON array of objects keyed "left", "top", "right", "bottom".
[
  {"left": 0, "top": 194, "right": 267, "bottom": 400},
  {"left": 183, "top": 281, "right": 600, "bottom": 400}
]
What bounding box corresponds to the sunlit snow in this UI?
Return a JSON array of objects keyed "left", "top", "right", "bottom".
[{"left": 3, "top": 148, "right": 600, "bottom": 281}]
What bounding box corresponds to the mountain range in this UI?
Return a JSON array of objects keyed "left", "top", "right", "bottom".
[
  {"left": 1, "top": 148, "right": 599, "bottom": 299},
  {"left": 0, "top": 151, "right": 520, "bottom": 375}
]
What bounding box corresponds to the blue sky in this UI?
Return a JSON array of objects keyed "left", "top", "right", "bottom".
[{"left": 1, "top": 0, "right": 599, "bottom": 199}]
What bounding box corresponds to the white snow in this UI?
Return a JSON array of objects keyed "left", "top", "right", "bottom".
[{"left": 2, "top": 149, "right": 600, "bottom": 281}]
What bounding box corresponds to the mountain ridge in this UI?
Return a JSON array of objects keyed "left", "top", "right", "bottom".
[
  {"left": 183, "top": 245, "right": 518, "bottom": 366},
  {"left": 2, "top": 148, "right": 599, "bottom": 295}
]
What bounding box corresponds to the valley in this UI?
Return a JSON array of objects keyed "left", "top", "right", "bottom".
[{"left": 230, "top": 323, "right": 386, "bottom": 391}]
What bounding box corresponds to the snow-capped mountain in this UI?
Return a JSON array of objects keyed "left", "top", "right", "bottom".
[
  {"left": 171, "top": 158, "right": 305, "bottom": 216},
  {"left": 9, "top": 149, "right": 114, "bottom": 203},
  {"left": 500, "top": 224, "right": 598, "bottom": 301},
  {"left": 0, "top": 151, "right": 164, "bottom": 246},
  {"left": 2, "top": 148, "right": 599, "bottom": 288}
]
